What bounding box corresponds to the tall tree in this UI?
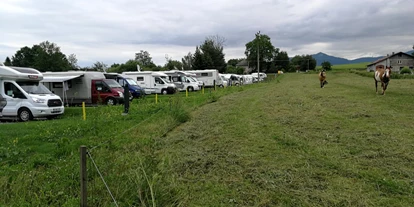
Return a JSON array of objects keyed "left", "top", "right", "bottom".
[
  {"left": 192, "top": 35, "right": 227, "bottom": 73},
  {"left": 227, "top": 58, "right": 244, "bottom": 67},
  {"left": 91, "top": 61, "right": 108, "bottom": 72},
  {"left": 321, "top": 61, "right": 332, "bottom": 71},
  {"left": 291, "top": 55, "right": 317, "bottom": 71},
  {"left": 4, "top": 57, "right": 12, "bottom": 66},
  {"left": 273, "top": 51, "right": 290, "bottom": 72},
  {"left": 11, "top": 41, "right": 72, "bottom": 71},
  {"left": 135, "top": 50, "right": 154, "bottom": 68},
  {"left": 67, "top": 54, "right": 79, "bottom": 70},
  {"left": 245, "top": 33, "right": 276, "bottom": 73},
  {"left": 182, "top": 52, "right": 193, "bottom": 70},
  {"left": 165, "top": 60, "right": 183, "bottom": 70},
  {"left": 11, "top": 46, "right": 36, "bottom": 67}
]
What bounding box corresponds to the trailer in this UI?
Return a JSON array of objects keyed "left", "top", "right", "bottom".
[
  {"left": 185, "top": 69, "right": 223, "bottom": 87},
  {"left": 122, "top": 71, "right": 176, "bottom": 95},
  {"left": 41, "top": 71, "right": 125, "bottom": 105},
  {"left": 0, "top": 64, "right": 64, "bottom": 121}
]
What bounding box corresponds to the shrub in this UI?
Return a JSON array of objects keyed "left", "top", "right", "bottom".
[{"left": 400, "top": 68, "right": 412, "bottom": 75}]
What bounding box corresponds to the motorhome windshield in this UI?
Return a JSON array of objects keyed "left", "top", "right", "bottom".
[
  {"left": 17, "top": 81, "right": 53, "bottom": 94},
  {"left": 103, "top": 79, "right": 122, "bottom": 88},
  {"left": 160, "top": 76, "right": 171, "bottom": 83},
  {"left": 125, "top": 78, "right": 138, "bottom": 86}
]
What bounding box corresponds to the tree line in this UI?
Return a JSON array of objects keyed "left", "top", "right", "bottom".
[{"left": 2, "top": 33, "right": 321, "bottom": 74}]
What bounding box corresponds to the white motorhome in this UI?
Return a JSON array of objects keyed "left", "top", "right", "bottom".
[
  {"left": 251, "top": 72, "right": 267, "bottom": 81},
  {"left": 163, "top": 70, "right": 200, "bottom": 92},
  {"left": 186, "top": 69, "right": 223, "bottom": 87},
  {"left": 0, "top": 65, "right": 64, "bottom": 121},
  {"left": 41, "top": 71, "right": 125, "bottom": 105},
  {"left": 122, "top": 71, "right": 176, "bottom": 95}
]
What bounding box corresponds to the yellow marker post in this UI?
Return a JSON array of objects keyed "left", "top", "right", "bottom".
[
  {"left": 202, "top": 86, "right": 204, "bottom": 94},
  {"left": 82, "top": 102, "right": 86, "bottom": 120},
  {"left": 186, "top": 88, "right": 188, "bottom": 97},
  {"left": 155, "top": 93, "right": 158, "bottom": 104}
]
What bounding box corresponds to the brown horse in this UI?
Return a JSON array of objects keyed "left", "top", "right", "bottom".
[
  {"left": 318, "top": 69, "right": 328, "bottom": 88},
  {"left": 374, "top": 65, "right": 391, "bottom": 95}
]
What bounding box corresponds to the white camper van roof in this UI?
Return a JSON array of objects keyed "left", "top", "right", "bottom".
[{"left": 0, "top": 66, "right": 43, "bottom": 81}]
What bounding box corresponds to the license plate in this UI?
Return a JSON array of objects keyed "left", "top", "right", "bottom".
[{"left": 52, "top": 108, "right": 61, "bottom": 113}]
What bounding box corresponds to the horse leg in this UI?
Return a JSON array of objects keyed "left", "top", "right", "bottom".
[
  {"left": 320, "top": 81, "right": 323, "bottom": 88},
  {"left": 381, "top": 82, "right": 385, "bottom": 95},
  {"left": 375, "top": 80, "right": 378, "bottom": 93}
]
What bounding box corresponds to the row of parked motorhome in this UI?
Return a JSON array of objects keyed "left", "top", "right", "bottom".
[{"left": 0, "top": 64, "right": 268, "bottom": 121}]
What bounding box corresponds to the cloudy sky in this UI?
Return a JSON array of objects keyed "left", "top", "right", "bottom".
[{"left": 1, "top": 0, "right": 413, "bottom": 67}]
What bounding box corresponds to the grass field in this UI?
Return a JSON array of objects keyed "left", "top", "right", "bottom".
[
  {"left": 316, "top": 62, "right": 370, "bottom": 71},
  {"left": 1, "top": 72, "right": 414, "bottom": 206}
]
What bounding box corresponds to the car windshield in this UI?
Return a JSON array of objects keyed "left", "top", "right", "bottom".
[
  {"left": 18, "top": 81, "right": 53, "bottom": 94},
  {"left": 125, "top": 78, "right": 138, "bottom": 86},
  {"left": 103, "top": 79, "right": 122, "bottom": 88}
]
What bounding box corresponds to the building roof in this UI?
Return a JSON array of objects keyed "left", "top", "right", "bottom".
[{"left": 367, "top": 52, "right": 414, "bottom": 66}]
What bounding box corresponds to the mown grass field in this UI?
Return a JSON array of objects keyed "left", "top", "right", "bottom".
[
  {"left": 2, "top": 71, "right": 414, "bottom": 206},
  {"left": 316, "top": 62, "right": 370, "bottom": 71}
]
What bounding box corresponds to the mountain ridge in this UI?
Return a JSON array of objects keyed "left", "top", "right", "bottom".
[{"left": 312, "top": 50, "right": 414, "bottom": 66}]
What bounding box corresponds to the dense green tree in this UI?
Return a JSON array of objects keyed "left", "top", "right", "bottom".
[
  {"left": 3, "top": 57, "right": 12, "bottom": 66},
  {"left": 11, "top": 46, "right": 36, "bottom": 67},
  {"left": 291, "top": 55, "right": 317, "bottom": 71},
  {"left": 192, "top": 35, "right": 227, "bottom": 73},
  {"left": 273, "top": 51, "right": 290, "bottom": 72},
  {"left": 164, "top": 59, "right": 183, "bottom": 70},
  {"left": 227, "top": 58, "right": 244, "bottom": 67},
  {"left": 226, "top": 65, "right": 244, "bottom": 74},
  {"left": 10, "top": 41, "right": 72, "bottom": 71},
  {"left": 182, "top": 52, "right": 193, "bottom": 70},
  {"left": 321, "top": 61, "right": 332, "bottom": 71},
  {"left": 245, "top": 33, "right": 276, "bottom": 73}
]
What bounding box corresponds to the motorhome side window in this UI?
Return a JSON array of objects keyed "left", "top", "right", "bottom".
[
  {"left": 201, "top": 73, "right": 209, "bottom": 77},
  {"left": 172, "top": 76, "right": 180, "bottom": 82},
  {"left": 155, "top": 77, "right": 164, "bottom": 84},
  {"left": 4, "top": 82, "right": 26, "bottom": 99},
  {"left": 137, "top": 77, "right": 144, "bottom": 81}
]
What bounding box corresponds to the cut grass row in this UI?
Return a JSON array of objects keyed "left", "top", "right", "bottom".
[{"left": 2, "top": 72, "right": 414, "bottom": 206}]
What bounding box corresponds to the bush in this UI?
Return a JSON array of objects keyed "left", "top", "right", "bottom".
[{"left": 400, "top": 68, "right": 412, "bottom": 74}]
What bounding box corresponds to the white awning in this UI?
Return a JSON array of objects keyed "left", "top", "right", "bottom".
[{"left": 40, "top": 75, "right": 82, "bottom": 82}]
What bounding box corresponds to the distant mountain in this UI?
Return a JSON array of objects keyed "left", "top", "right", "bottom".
[
  {"left": 406, "top": 50, "right": 414, "bottom": 55},
  {"left": 311, "top": 52, "right": 381, "bottom": 66},
  {"left": 312, "top": 50, "right": 414, "bottom": 66}
]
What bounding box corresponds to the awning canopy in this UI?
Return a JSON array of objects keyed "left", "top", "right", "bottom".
[{"left": 41, "top": 75, "right": 83, "bottom": 82}]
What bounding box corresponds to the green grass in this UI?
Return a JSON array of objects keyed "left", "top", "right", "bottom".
[
  {"left": 316, "top": 62, "right": 370, "bottom": 71},
  {"left": 2, "top": 73, "right": 414, "bottom": 206}
]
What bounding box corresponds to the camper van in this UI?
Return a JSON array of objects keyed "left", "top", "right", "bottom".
[
  {"left": 0, "top": 65, "right": 64, "bottom": 121},
  {"left": 41, "top": 71, "right": 125, "bottom": 105},
  {"left": 104, "top": 73, "right": 144, "bottom": 99},
  {"left": 163, "top": 70, "right": 200, "bottom": 92},
  {"left": 251, "top": 72, "right": 267, "bottom": 81},
  {"left": 186, "top": 69, "right": 223, "bottom": 87},
  {"left": 122, "top": 71, "right": 176, "bottom": 95}
]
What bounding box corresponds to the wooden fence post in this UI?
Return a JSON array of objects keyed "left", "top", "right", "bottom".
[{"left": 80, "top": 146, "right": 87, "bottom": 207}]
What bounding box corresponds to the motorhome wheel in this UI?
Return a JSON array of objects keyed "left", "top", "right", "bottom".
[
  {"left": 18, "top": 108, "right": 33, "bottom": 122},
  {"left": 161, "top": 89, "right": 167, "bottom": 95},
  {"left": 188, "top": 87, "right": 193, "bottom": 92}
]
